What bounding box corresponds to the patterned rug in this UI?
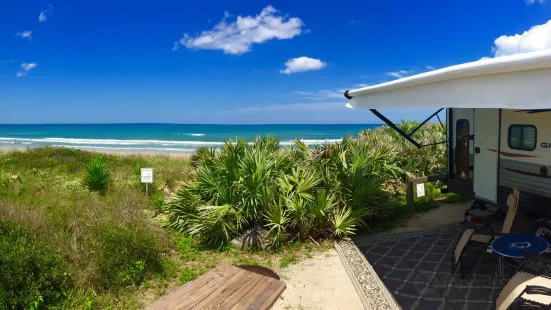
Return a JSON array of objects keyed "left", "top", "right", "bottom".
[{"left": 335, "top": 224, "right": 513, "bottom": 310}]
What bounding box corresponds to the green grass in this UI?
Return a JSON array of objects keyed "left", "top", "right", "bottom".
[
  {"left": 0, "top": 122, "right": 450, "bottom": 309},
  {"left": 366, "top": 190, "right": 464, "bottom": 234},
  {"left": 0, "top": 148, "right": 189, "bottom": 308}
]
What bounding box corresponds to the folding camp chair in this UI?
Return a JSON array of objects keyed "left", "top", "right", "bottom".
[
  {"left": 499, "top": 282, "right": 551, "bottom": 309},
  {"left": 464, "top": 200, "right": 505, "bottom": 231},
  {"left": 496, "top": 253, "right": 551, "bottom": 310},
  {"left": 453, "top": 188, "right": 520, "bottom": 277}
]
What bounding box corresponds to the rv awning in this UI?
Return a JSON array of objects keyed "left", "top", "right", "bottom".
[{"left": 345, "top": 49, "right": 551, "bottom": 110}]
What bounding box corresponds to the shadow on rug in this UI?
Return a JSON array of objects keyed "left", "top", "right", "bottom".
[{"left": 335, "top": 224, "right": 514, "bottom": 310}]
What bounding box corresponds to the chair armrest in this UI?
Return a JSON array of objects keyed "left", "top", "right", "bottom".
[{"left": 524, "top": 285, "right": 551, "bottom": 296}]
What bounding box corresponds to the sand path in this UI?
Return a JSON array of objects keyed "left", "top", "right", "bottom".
[{"left": 271, "top": 202, "right": 471, "bottom": 310}]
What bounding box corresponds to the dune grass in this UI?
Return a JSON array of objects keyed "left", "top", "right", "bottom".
[
  {"left": 0, "top": 122, "right": 452, "bottom": 309},
  {"left": 0, "top": 148, "right": 332, "bottom": 309}
]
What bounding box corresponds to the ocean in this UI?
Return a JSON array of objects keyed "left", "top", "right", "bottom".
[{"left": 0, "top": 124, "right": 381, "bottom": 153}]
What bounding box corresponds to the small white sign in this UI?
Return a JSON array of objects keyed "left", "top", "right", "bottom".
[
  {"left": 141, "top": 168, "right": 153, "bottom": 183},
  {"left": 416, "top": 183, "right": 425, "bottom": 197}
]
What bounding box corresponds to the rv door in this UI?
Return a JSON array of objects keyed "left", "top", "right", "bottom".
[{"left": 473, "top": 109, "right": 500, "bottom": 204}]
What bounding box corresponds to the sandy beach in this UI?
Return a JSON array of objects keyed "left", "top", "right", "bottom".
[{"left": 0, "top": 145, "right": 192, "bottom": 159}]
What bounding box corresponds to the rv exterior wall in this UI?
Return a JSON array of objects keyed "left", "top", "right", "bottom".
[
  {"left": 448, "top": 108, "right": 551, "bottom": 214},
  {"left": 499, "top": 110, "right": 551, "bottom": 198}
]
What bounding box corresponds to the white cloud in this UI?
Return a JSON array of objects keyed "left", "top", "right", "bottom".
[
  {"left": 293, "top": 89, "right": 345, "bottom": 99},
  {"left": 355, "top": 83, "right": 369, "bottom": 88},
  {"left": 493, "top": 19, "right": 551, "bottom": 56},
  {"left": 318, "top": 90, "right": 343, "bottom": 98},
  {"left": 386, "top": 70, "right": 414, "bottom": 79},
  {"left": 178, "top": 6, "right": 304, "bottom": 55},
  {"left": 280, "top": 57, "right": 326, "bottom": 74},
  {"left": 16, "top": 62, "right": 38, "bottom": 77},
  {"left": 172, "top": 42, "right": 179, "bottom": 51},
  {"left": 227, "top": 101, "right": 382, "bottom": 124},
  {"left": 16, "top": 31, "right": 32, "bottom": 40},
  {"left": 425, "top": 65, "right": 435, "bottom": 70},
  {"left": 21, "top": 63, "right": 37, "bottom": 71},
  {"left": 39, "top": 4, "right": 53, "bottom": 22},
  {"left": 526, "top": 0, "right": 546, "bottom": 4}
]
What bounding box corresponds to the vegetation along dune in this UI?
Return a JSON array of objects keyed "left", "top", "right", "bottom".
[{"left": 0, "top": 121, "right": 457, "bottom": 309}]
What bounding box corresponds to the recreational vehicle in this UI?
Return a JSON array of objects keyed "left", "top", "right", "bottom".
[{"left": 344, "top": 49, "right": 551, "bottom": 241}]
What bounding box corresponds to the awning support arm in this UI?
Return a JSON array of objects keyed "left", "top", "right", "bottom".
[
  {"left": 369, "top": 109, "right": 422, "bottom": 148},
  {"left": 436, "top": 113, "right": 445, "bottom": 131},
  {"left": 408, "top": 108, "right": 444, "bottom": 137},
  {"left": 368, "top": 108, "right": 448, "bottom": 149},
  {"left": 421, "top": 141, "right": 448, "bottom": 147}
]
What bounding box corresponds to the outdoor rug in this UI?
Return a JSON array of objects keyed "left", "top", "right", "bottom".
[{"left": 335, "top": 224, "right": 514, "bottom": 310}]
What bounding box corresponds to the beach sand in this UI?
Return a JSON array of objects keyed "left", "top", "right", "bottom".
[
  {"left": 271, "top": 202, "right": 470, "bottom": 310},
  {"left": 0, "top": 146, "right": 192, "bottom": 159}
]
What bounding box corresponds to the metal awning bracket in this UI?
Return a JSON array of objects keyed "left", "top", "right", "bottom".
[{"left": 368, "top": 108, "right": 448, "bottom": 149}]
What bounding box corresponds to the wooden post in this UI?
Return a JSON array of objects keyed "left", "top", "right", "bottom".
[
  {"left": 405, "top": 172, "right": 448, "bottom": 214},
  {"left": 146, "top": 183, "right": 148, "bottom": 196},
  {"left": 406, "top": 172, "right": 415, "bottom": 213}
]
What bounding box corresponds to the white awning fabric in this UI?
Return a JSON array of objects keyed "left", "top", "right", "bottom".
[{"left": 345, "top": 50, "right": 551, "bottom": 110}]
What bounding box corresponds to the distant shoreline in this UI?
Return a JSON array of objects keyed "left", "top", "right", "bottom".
[
  {"left": 0, "top": 145, "right": 192, "bottom": 159},
  {"left": 0, "top": 123, "right": 376, "bottom": 157}
]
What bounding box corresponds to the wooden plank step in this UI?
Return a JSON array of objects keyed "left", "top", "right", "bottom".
[
  {"left": 146, "top": 264, "right": 286, "bottom": 310},
  {"left": 146, "top": 265, "right": 239, "bottom": 310},
  {"left": 205, "top": 270, "right": 265, "bottom": 310},
  {"left": 190, "top": 268, "right": 261, "bottom": 310}
]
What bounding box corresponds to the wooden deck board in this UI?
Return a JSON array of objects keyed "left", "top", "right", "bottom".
[
  {"left": 191, "top": 269, "right": 259, "bottom": 309},
  {"left": 230, "top": 276, "right": 285, "bottom": 310},
  {"left": 206, "top": 272, "right": 264, "bottom": 310},
  {"left": 146, "top": 265, "right": 285, "bottom": 310},
  {"left": 245, "top": 278, "right": 286, "bottom": 310}
]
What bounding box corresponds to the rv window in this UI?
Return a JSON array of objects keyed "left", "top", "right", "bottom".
[{"left": 508, "top": 125, "right": 537, "bottom": 151}]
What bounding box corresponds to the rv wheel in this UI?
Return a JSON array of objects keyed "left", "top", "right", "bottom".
[{"left": 532, "top": 219, "right": 551, "bottom": 254}]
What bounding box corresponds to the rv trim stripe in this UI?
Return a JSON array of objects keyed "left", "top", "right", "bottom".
[
  {"left": 486, "top": 148, "right": 538, "bottom": 158},
  {"left": 503, "top": 167, "right": 551, "bottom": 179}
]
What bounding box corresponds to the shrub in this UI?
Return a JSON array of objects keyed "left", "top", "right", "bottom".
[
  {"left": 84, "top": 154, "right": 110, "bottom": 193},
  {"left": 164, "top": 136, "right": 392, "bottom": 248},
  {"left": 0, "top": 219, "right": 70, "bottom": 309},
  {"left": 164, "top": 123, "right": 446, "bottom": 248},
  {"left": 93, "top": 222, "right": 165, "bottom": 290}
]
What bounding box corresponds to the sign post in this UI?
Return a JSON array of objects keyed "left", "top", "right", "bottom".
[{"left": 141, "top": 168, "right": 153, "bottom": 196}]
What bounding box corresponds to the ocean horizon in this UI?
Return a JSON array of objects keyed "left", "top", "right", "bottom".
[{"left": 0, "top": 124, "right": 382, "bottom": 153}]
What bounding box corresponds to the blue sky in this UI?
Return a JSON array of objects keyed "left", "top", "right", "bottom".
[{"left": 1, "top": 0, "right": 551, "bottom": 124}]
